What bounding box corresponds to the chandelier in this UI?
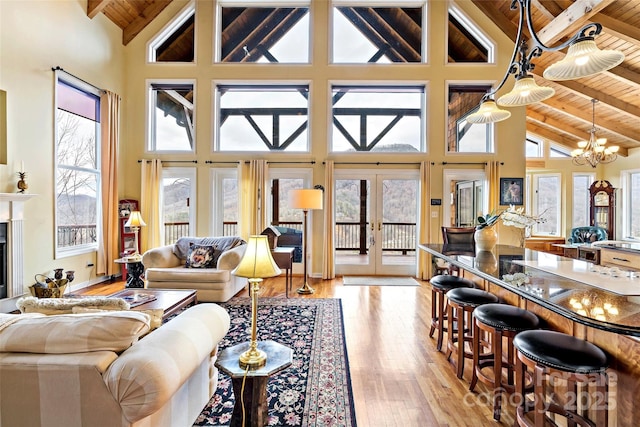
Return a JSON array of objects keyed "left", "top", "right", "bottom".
[
  {"left": 571, "top": 99, "right": 618, "bottom": 167},
  {"left": 466, "top": 0, "right": 624, "bottom": 124}
]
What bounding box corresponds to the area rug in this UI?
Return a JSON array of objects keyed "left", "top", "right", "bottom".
[
  {"left": 342, "top": 276, "right": 420, "bottom": 287},
  {"left": 194, "top": 297, "right": 357, "bottom": 427}
]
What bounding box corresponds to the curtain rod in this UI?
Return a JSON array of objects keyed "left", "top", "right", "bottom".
[
  {"left": 204, "top": 160, "right": 316, "bottom": 165},
  {"left": 430, "top": 161, "right": 504, "bottom": 166},
  {"left": 137, "top": 160, "right": 197, "bottom": 163},
  {"left": 323, "top": 161, "right": 421, "bottom": 165},
  {"left": 52, "top": 66, "right": 105, "bottom": 93}
]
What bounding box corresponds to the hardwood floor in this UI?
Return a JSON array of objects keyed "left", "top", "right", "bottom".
[{"left": 80, "top": 276, "right": 515, "bottom": 426}]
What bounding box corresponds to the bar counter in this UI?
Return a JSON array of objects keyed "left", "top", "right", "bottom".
[{"left": 419, "top": 243, "right": 640, "bottom": 426}]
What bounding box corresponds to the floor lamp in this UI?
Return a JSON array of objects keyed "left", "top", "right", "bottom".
[{"left": 288, "top": 189, "right": 323, "bottom": 294}]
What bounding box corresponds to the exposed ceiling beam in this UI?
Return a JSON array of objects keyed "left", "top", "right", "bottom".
[
  {"left": 526, "top": 109, "right": 589, "bottom": 140},
  {"left": 536, "top": 98, "right": 640, "bottom": 145},
  {"left": 471, "top": 1, "right": 519, "bottom": 40},
  {"left": 537, "top": 0, "right": 615, "bottom": 45},
  {"left": 593, "top": 13, "right": 640, "bottom": 44},
  {"left": 87, "top": 0, "right": 111, "bottom": 20},
  {"left": 123, "top": 0, "right": 173, "bottom": 45},
  {"left": 526, "top": 122, "right": 578, "bottom": 147},
  {"left": 530, "top": 0, "right": 556, "bottom": 20}
]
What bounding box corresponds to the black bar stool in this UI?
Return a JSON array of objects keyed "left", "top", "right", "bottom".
[
  {"left": 513, "top": 330, "right": 608, "bottom": 427},
  {"left": 469, "top": 303, "right": 540, "bottom": 421},
  {"left": 428, "top": 275, "right": 475, "bottom": 351},
  {"left": 445, "top": 287, "right": 499, "bottom": 379}
]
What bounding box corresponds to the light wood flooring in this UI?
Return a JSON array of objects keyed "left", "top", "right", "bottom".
[{"left": 80, "top": 276, "right": 515, "bottom": 427}]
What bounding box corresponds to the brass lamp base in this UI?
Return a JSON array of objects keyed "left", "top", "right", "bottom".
[
  {"left": 239, "top": 347, "right": 267, "bottom": 370},
  {"left": 297, "top": 282, "right": 315, "bottom": 294}
]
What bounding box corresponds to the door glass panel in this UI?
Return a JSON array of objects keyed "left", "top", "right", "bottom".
[
  {"left": 162, "top": 171, "right": 194, "bottom": 244},
  {"left": 380, "top": 179, "right": 417, "bottom": 266},
  {"left": 335, "top": 179, "right": 370, "bottom": 266}
]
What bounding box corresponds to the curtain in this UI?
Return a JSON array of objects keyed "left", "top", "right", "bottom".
[
  {"left": 486, "top": 161, "right": 501, "bottom": 211},
  {"left": 417, "top": 161, "right": 432, "bottom": 280},
  {"left": 239, "top": 160, "right": 268, "bottom": 239},
  {"left": 322, "top": 160, "right": 335, "bottom": 279},
  {"left": 96, "top": 91, "right": 120, "bottom": 276},
  {"left": 140, "top": 159, "right": 163, "bottom": 251}
]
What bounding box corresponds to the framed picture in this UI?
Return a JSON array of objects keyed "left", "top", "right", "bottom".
[{"left": 500, "top": 177, "right": 524, "bottom": 206}]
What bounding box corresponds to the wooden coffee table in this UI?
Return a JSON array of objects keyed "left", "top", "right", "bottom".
[{"left": 109, "top": 288, "right": 197, "bottom": 321}]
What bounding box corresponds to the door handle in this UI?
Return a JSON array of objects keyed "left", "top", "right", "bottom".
[{"left": 378, "top": 221, "right": 381, "bottom": 231}]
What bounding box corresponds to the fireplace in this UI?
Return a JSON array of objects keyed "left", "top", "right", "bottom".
[{"left": 0, "top": 193, "right": 36, "bottom": 298}]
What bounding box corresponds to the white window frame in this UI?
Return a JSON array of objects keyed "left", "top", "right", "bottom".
[
  {"left": 54, "top": 70, "right": 101, "bottom": 258},
  {"left": 531, "top": 172, "right": 562, "bottom": 237},
  {"left": 211, "top": 167, "right": 239, "bottom": 236},
  {"left": 525, "top": 134, "right": 543, "bottom": 158},
  {"left": 146, "top": 79, "right": 196, "bottom": 154},
  {"left": 572, "top": 172, "right": 595, "bottom": 228},
  {"left": 621, "top": 169, "right": 640, "bottom": 240},
  {"left": 161, "top": 167, "right": 197, "bottom": 244}
]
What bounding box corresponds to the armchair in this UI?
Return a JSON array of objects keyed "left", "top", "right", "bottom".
[{"left": 567, "top": 226, "right": 608, "bottom": 244}]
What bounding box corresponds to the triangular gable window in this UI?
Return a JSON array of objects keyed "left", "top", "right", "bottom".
[
  {"left": 148, "top": 2, "right": 195, "bottom": 63},
  {"left": 448, "top": 3, "right": 494, "bottom": 63}
]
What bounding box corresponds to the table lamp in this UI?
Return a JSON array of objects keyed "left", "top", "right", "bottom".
[
  {"left": 288, "top": 188, "right": 323, "bottom": 294},
  {"left": 231, "top": 235, "right": 282, "bottom": 369},
  {"left": 124, "top": 211, "right": 146, "bottom": 260}
]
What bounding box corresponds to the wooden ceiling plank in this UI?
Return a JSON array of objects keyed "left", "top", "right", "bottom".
[
  {"left": 530, "top": 0, "right": 556, "bottom": 21},
  {"left": 527, "top": 109, "right": 589, "bottom": 140},
  {"left": 471, "top": 0, "right": 519, "bottom": 40},
  {"left": 537, "top": 0, "right": 615, "bottom": 45},
  {"left": 526, "top": 121, "right": 578, "bottom": 146},
  {"left": 87, "top": 0, "right": 111, "bottom": 19},
  {"left": 123, "top": 0, "right": 173, "bottom": 46}
]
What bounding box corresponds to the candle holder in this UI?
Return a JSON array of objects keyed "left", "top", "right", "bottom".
[{"left": 17, "top": 172, "right": 28, "bottom": 194}]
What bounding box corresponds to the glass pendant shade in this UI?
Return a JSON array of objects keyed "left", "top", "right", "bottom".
[
  {"left": 543, "top": 38, "right": 625, "bottom": 81},
  {"left": 466, "top": 100, "right": 511, "bottom": 124},
  {"left": 497, "top": 76, "right": 555, "bottom": 106}
]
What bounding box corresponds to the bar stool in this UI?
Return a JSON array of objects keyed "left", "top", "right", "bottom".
[
  {"left": 469, "top": 303, "right": 540, "bottom": 421},
  {"left": 428, "top": 275, "right": 475, "bottom": 351},
  {"left": 445, "top": 287, "right": 499, "bottom": 379},
  {"left": 513, "top": 330, "right": 608, "bottom": 427}
]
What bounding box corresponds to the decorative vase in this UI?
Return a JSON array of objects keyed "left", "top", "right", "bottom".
[
  {"left": 475, "top": 227, "right": 498, "bottom": 251},
  {"left": 53, "top": 268, "right": 64, "bottom": 280}
]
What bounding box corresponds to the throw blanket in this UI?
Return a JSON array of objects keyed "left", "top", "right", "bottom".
[
  {"left": 0, "top": 313, "right": 43, "bottom": 333},
  {"left": 173, "top": 236, "right": 245, "bottom": 260},
  {"left": 16, "top": 296, "right": 130, "bottom": 314}
]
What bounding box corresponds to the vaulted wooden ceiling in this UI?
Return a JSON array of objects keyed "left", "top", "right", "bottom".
[{"left": 88, "top": 0, "right": 640, "bottom": 156}]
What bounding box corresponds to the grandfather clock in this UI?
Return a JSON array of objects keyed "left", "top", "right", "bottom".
[{"left": 589, "top": 180, "right": 615, "bottom": 239}]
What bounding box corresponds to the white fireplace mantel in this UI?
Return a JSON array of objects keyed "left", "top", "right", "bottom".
[{"left": 0, "top": 193, "right": 36, "bottom": 297}]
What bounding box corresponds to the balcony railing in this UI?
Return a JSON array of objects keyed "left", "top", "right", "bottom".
[
  {"left": 57, "top": 225, "right": 97, "bottom": 247},
  {"left": 164, "top": 221, "right": 416, "bottom": 254}
]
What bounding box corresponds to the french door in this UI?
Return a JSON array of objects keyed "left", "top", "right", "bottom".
[{"left": 335, "top": 170, "right": 419, "bottom": 276}]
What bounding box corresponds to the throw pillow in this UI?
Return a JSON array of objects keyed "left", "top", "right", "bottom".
[
  {"left": 185, "top": 244, "right": 218, "bottom": 268},
  {"left": 16, "top": 296, "right": 130, "bottom": 315},
  {"left": 71, "top": 306, "right": 164, "bottom": 331}
]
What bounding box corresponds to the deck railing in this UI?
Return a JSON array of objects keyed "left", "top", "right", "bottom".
[
  {"left": 164, "top": 221, "right": 416, "bottom": 254},
  {"left": 57, "top": 225, "right": 97, "bottom": 247}
]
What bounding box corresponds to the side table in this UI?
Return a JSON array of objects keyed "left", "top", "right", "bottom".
[
  {"left": 215, "top": 340, "right": 293, "bottom": 427},
  {"left": 114, "top": 258, "right": 145, "bottom": 288},
  {"left": 271, "top": 247, "right": 294, "bottom": 298}
]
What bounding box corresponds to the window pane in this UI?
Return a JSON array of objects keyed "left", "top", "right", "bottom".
[
  {"left": 150, "top": 83, "right": 194, "bottom": 151},
  {"left": 57, "top": 110, "right": 98, "bottom": 169},
  {"left": 222, "top": 177, "right": 238, "bottom": 236},
  {"left": 550, "top": 144, "right": 570, "bottom": 157},
  {"left": 217, "top": 85, "right": 309, "bottom": 152},
  {"left": 273, "top": 178, "right": 304, "bottom": 226},
  {"left": 526, "top": 138, "right": 541, "bottom": 157},
  {"left": 629, "top": 172, "right": 640, "bottom": 238},
  {"left": 448, "top": 85, "right": 493, "bottom": 153},
  {"left": 448, "top": 6, "right": 491, "bottom": 63},
  {"left": 534, "top": 175, "right": 559, "bottom": 235},
  {"left": 332, "top": 86, "right": 424, "bottom": 152},
  {"left": 333, "top": 6, "right": 423, "bottom": 63},
  {"left": 162, "top": 174, "right": 193, "bottom": 244},
  {"left": 573, "top": 175, "right": 593, "bottom": 227},
  {"left": 56, "top": 169, "right": 98, "bottom": 247},
  {"left": 219, "top": 7, "right": 309, "bottom": 63}
]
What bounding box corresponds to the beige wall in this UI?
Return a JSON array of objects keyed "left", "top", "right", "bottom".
[{"left": 0, "top": 0, "right": 125, "bottom": 292}]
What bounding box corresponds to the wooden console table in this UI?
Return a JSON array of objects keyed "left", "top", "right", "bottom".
[{"left": 271, "top": 247, "right": 294, "bottom": 298}]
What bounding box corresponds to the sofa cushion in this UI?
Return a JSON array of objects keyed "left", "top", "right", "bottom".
[
  {"left": 185, "top": 244, "right": 219, "bottom": 268},
  {"left": 145, "top": 266, "right": 230, "bottom": 282},
  {"left": 16, "top": 296, "right": 130, "bottom": 315},
  {"left": 71, "top": 306, "right": 164, "bottom": 331},
  {"left": 0, "top": 311, "right": 150, "bottom": 353},
  {"left": 174, "top": 236, "right": 245, "bottom": 260}
]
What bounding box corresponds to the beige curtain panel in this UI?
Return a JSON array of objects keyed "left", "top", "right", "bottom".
[
  {"left": 97, "top": 91, "right": 120, "bottom": 276},
  {"left": 322, "top": 160, "right": 335, "bottom": 279},
  {"left": 417, "top": 161, "right": 432, "bottom": 280},
  {"left": 140, "top": 159, "right": 163, "bottom": 251}
]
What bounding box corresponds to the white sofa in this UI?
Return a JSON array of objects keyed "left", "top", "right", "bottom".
[
  {"left": 0, "top": 303, "right": 230, "bottom": 427},
  {"left": 143, "top": 237, "right": 247, "bottom": 302}
]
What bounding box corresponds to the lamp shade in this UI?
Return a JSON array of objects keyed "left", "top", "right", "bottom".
[
  {"left": 497, "top": 76, "right": 555, "bottom": 106},
  {"left": 288, "top": 189, "right": 323, "bottom": 210},
  {"left": 232, "top": 235, "right": 282, "bottom": 279},
  {"left": 543, "top": 38, "right": 624, "bottom": 81},
  {"left": 466, "top": 100, "right": 511, "bottom": 124},
  {"left": 125, "top": 211, "right": 146, "bottom": 228}
]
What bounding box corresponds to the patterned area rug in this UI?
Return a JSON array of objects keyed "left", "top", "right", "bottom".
[{"left": 194, "top": 297, "right": 357, "bottom": 427}]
